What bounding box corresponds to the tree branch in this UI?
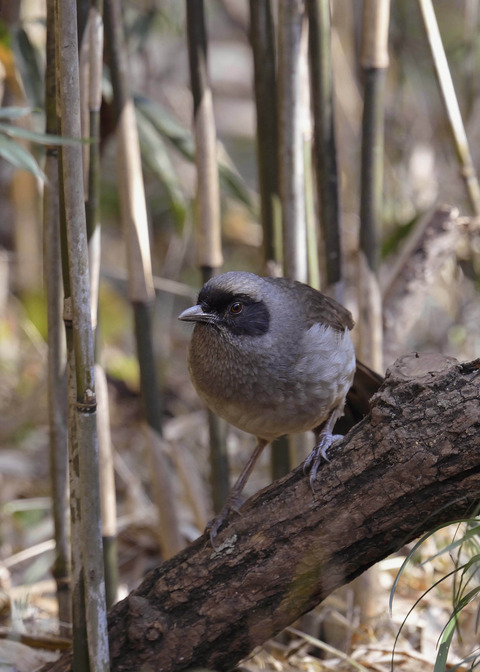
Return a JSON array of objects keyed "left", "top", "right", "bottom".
[{"left": 43, "top": 352, "right": 480, "bottom": 672}]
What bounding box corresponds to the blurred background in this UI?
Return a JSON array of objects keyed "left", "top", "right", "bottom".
[{"left": 0, "top": 0, "right": 480, "bottom": 670}]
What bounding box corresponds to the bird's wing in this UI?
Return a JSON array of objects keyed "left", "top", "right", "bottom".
[
  {"left": 288, "top": 280, "right": 354, "bottom": 332},
  {"left": 303, "top": 287, "right": 354, "bottom": 331},
  {"left": 264, "top": 276, "right": 354, "bottom": 331}
]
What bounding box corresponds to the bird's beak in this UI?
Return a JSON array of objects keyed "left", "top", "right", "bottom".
[{"left": 178, "top": 304, "right": 215, "bottom": 324}]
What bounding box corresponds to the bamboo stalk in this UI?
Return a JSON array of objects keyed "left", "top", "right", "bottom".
[
  {"left": 65, "top": 322, "right": 89, "bottom": 672},
  {"left": 356, "top": 0, "right": 389, "bottom": 628},
  {"left": 360, "top": 68, "right": 384, "bottom": 273},
  {"left": 56, "top": 0, "right": 109, "bottom": 669},
  {"left": 104, "top": 0, "right": 183, "bottom": 558},
  {"left": 277, "top": 0, "right": 309, "bottom": 474},
  {"left": 86, "top": 3, "right": 103, "bottom": 329},
  {"left": 304, "top": 137, "right": 320, "bottom": 290},
  {"left": 185, "top": 0, "right": 229, "bottom": 516},
  {"left": 95, "top": 365, "right": 118, "bottom": 608},
  {"left": 57, "top": 140, "right": 87, "bottom": 672},
  {"left": 55, "top": 6, "right": 88, "bottom": 666},
  {"left": 418, "top": 0, "right": 480, "bottom": 216},
  {"left": 278, "top": 0, "right": 307, "bottom": 283},
  {"left": 249, "top": 0, "right": 290, "bottom": 485},
  {"left": 358, "top": 0, "right": 389, "bottom": 374},
  {"left": 306, "top": 0, "right": 341, "bottom": 289},
  {"left": 249, "top": 0, "right": 281, "bottom": 273},
  {"left": 44, "top": 0, "right": 70, "bottom": 636},
  {"left": 185, "top": 0, "right": 223, "bottom": 273},
  {"left": 83, "top": 0, "right": 119, "bottom": 606}
]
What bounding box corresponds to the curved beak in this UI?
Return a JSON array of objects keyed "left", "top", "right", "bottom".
[{"left": 178, "top": 304, "right": 215, "bottom": 324}]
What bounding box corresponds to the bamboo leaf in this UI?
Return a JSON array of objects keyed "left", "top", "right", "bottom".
[
  {"left": 12, "top": 27, "right": 44, "bottom": 108},
  {"left": 0, "top": 134, "right": 46, "bottom": 179},
  {"left": 0, "top": 121, "right": 87, "bottom": 146},
  {"left": 135, "top": 107, "right": 187, "bottom": 227},
  {"left": 0, "top": 106, "right": 35, "bottom": 120},
  {"left": 135, "top": 96, "right": 195, "bottom": 159},
  {"left": 135, "top": 97, "right": 256, "bottom": 214},
  {"left": 217, "top": 142, "right": 257, "bottom": 216}
]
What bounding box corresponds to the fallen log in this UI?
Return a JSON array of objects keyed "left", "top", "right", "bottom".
[{"left": 42, "top": 353, "right": 480, "bottom": 672}]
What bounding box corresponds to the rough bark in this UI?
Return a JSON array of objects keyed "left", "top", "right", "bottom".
[{"left": 42, "top": 352, "right": 480, "bottom": 672}]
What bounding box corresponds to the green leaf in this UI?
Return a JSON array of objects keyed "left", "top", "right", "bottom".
[
  {"left": 12, "top": 27, "right": 44, "bottom": 108},
  {"left": 420, "top": 524, "right": 480, "bottom": 566},
  {"left": 0, "top": 122, "right": 87, "bottom": 146},
  {"left": 135, "top": 107, "right": 187, "bottom": 228},
  {"left": 389, "top": 518, "right": 480, "bottom": 614},
  {"left": 447, "top": 651, "right": 480, "bottom": 671},
  {"left": 135, "top": 97, "right": 257, "bottom": 215},
  {"left": 0, "top": 134, "right": 46, "bottom": 180},
  {"left": 217, "top": 142, "right": 256, "bottom": 214},
  {"left": 0, "top": 106, "right": 34, "bottom": 120},
  {"left": 433, "top": 615, "right": 457, "bottom": 672},
  {"left": 135, "top": 97, "right": 195, "bottom": 160}
]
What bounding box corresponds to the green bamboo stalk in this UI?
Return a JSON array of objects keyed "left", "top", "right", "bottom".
[
  {"left": 358, "top": 0, "right": 389, "bottom": 374},
  {"left": 306, "top": 0, "right": 341, "bottom": 289},
  {"left": 185, "top": 0, "right": 229, "bottom": 516},
  {"left": 278, "top": 0, "right": 307, "bottom": 283},
  {"left": 249, "top": 0, "right": 281, "bottom": 272},
  {"left": 104, "top": 0, "right": 183, "bottom": 558},
  {"left": 418, "top": 0, "right": 480, "bottom": 216},
  {"left": 56, "top": 1, "right": 109, "bottom": 669},
  {"left": 44, "top": 0, "right": 70, "bottom": 636}
]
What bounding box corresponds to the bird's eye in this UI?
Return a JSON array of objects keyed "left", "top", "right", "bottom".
[{"left": 230, "top": 301, "right": 243, "bottom": 315}]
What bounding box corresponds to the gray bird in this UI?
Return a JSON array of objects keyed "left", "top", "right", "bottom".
[{"left": 178, "top": 271, "right": 381, "bottom": 543}]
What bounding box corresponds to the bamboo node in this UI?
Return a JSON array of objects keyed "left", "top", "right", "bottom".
[
  {"left": 77, "top": 388, "right": 97, "bottom": 412},
  {"left": 63, "top": 296, "right": 73, "bottom": 322}
]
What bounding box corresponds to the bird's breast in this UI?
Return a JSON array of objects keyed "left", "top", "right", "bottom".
[{"left": 187, "top": 322, "right": 355, "bottom": 441}]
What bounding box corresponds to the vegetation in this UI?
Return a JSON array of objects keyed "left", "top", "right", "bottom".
[{"left": 0, "top": 1, "right": 479, "bottom": 671}]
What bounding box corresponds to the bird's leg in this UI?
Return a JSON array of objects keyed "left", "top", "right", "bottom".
[
  {"left": 304, "top": 407, "right": 344, "bottom": 493},
  {"left": 206, "top": 438, "right": 268, "bottom": 547}
]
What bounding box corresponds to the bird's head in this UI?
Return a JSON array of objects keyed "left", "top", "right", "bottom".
[{"left": 178, "top": 272, "right": 271, "bottom": 337}]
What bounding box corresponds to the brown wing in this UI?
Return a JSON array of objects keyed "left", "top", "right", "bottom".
[{"left": 266, "top": 277, "right": 354, "bottom": 332}]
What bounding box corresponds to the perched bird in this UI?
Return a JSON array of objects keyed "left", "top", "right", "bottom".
[{"left": 179, "top": 271, "right": 381, "bottom": 543}]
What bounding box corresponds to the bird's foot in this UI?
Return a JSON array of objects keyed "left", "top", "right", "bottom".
[
  {"left": 205, "top": 497, "right": 243, "bottom": 549},
  {"left": 304, "top": 432, "right": 344, "bottom": 494}
]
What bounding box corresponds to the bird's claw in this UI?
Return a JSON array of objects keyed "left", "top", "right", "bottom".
[
  {"left": 304, "top": 433, "right": 344, "bottom": 494},
  {"left": 205, "top": 499, "right": 243, "bottom": 548},
  {"left": 205, "top": 515, "right": 226, "bottom": 550}
]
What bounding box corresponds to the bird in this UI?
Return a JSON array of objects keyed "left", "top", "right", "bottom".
[{"left": 178, "top": 271, "right": 382, "bottom": 544}]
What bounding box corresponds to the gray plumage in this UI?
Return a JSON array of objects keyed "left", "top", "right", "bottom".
[
  {"left": 182, "top": 272, "right": 355, "bottom": 441},
  {"left": 178, "top": 271, "right": 358, "bottom": 543}
]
